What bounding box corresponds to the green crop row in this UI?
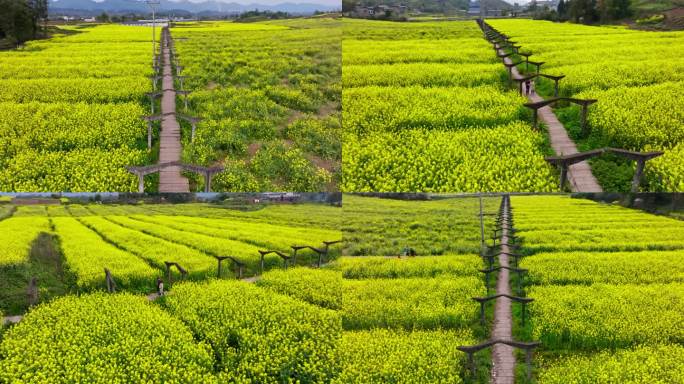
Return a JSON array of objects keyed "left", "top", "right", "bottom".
[
  {"left": 343, "top": 123, "right": 557, "bottom": 192},
  {"left": 521, "top": 250, "right": 684, "bottom": 286},
  {"left": 77, "top": 216, "right": 218, "bottom": 278},
  {"left": 537, "top": 344, "right": 684, "bottom": 384},
  {"left": 164, "top": 280, "right": 341, "bottom": 382},
  {"left": 529, "top": 283, "right": 684, "bottom": 350},
  {"left": 335, "top": 329, "right": 474, "bottom": 384},
  {"left": 0, "top": 216, "right": 51, "bottom": 266},
  {"left": 331, "top": 255, "right": 482, "bottom": 279},
  {"left": 52, "top": 217, "right": 158, "bottom": 291},
  {"left": 0, "top": 293, "right": 216, "bottom": 383},
  {"left": 257, "top": 267, "right": 343, "bottom": 309}
]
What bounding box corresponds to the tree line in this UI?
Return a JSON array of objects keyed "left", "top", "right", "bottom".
[
  {"left": 531, "top": 0, "right": 632, "bottom": 23},
  {"left": 0, "top": 0, "right": 48, "bottom": 45}
]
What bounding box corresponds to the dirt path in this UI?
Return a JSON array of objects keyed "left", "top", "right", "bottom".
[
  {"left": 491, "top": 196, "right": 515, "bottom": 384},
  {"left": 499, "top": 51, "right": 602, "bottom": 192},
  {"left": 158, "top": 28, "right": 189, "bottom": 193},
  {"left": 2, "top": 315, "right": 23, "bottom": 326}
]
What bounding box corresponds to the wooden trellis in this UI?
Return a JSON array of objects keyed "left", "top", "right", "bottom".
[
  {"left": 473, "top": 294, "right": 534, "bottom": 327},
  {"left": 164, "top": 261, "right": 188, "bottom": 283},
  {"left": 457, "top": 339, "right": 541, "bottom": 381},
  {"left": 546, "top": 148, "right": 664, "bottom": 192},
  {"left": 126, "top": 161, "right": 224, "bottom": 193},
  {"left": 523, "top": 97, "right": 598, "bottom": 134},
  {"left": 258, "top": 250, "right": 291, "bottom": 273}
]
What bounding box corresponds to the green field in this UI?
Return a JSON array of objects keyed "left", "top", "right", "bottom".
[
  {"left": 489, "top": 20, "right": 684, "bottom": 192},
  {"left": 0, "top": 201, "right": 341, "bottom": 315},
  {"left": 173, "top": 19, "right": 341, "bottom": 191},
  {"left": 0, "top": 19, "right": 340, "bottom": 192},
  {"left": 342, "top": 19, "right": 557, "bottom": 192},
  {"left": 512, "top": 195, "right": 684, "bottom": 382},
  {"left": 0, "top": 195, "right": 493, "bottom": 383}
]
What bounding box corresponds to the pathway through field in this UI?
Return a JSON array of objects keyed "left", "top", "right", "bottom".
[
  {"left": 158, "top": 28, "right": 189, "bottom": 192},
  {"left": 497, "top": 47, "right": 602, "bottom": 192},
  {"left": 491, "top": 196, "right": 515, "bottom": 384}
]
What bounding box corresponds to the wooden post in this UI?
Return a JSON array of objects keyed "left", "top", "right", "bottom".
[
  {"left": 147, "top": 121, "right": 152, "bottom": 149},
  {"left": 217, "top": 257, "right": 224, "bottom": 278},
  {"left": 525, "top": 348, "right": 534, "bottom": 381},
  {"left": 191, "top": 122, "right": 197, "bottom": 142},
  {"left": 204, "top": 171, "right": 211, "bottom": 193},
  {"left": 479, "top": 301, "right": 485, "bottom": 325},
  {"left": 532, "top": 108, "right": 538, "bottom": 129},
  {"left": 631, "top": 158, "right": 646, "bottom": 193},
  {"left": 554, "top": 79, "right": 560, "bottom": 98},
  {"left": 105, "top": 268, "right": 117, "bottom": 293},
  {"left": 559, "top": 164, "right": 568, "bottom": 191},
  {"left": 27, "top": 277, "right": 38, "bottom": 307},
  {"left": 137, "top": 172, "right": 145, "bottom": 193},
  {"left": 580, "top": 104, "right": 590, "bottom": 137},
  {"left": 259, "top": 251, "right": 266, "bottom": 274},
  {"left": 165, "top": 262, "right": 173, "bottom": 283}
]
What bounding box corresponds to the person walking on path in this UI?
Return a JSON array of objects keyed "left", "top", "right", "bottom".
[
  {"left": 156, "top": 277, "right": 164, "bottom": 296},
  {"left": 525, "top": 79, "right": 532, "bottom": 95}
]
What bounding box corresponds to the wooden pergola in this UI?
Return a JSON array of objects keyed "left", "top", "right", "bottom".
[
  {"left": 545, "top": 147, "right": 663, "bottom": 192},
  {"left": 522, "top": 97, "right": 598, "bottom": 134},
  {"left": 126, "top": 161, "right": 224, "bottom": 193}
]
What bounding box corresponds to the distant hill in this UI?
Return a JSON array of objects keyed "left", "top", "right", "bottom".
[
  {"left": 344, "top": 0, "right": 512, "bottom": 14},
  {"left": 49, "top": 0, "right": 339, "bottom": 16}
]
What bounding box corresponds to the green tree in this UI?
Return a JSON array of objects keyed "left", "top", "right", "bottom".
[
  {"left": 0, "top": 0, "right": 36, "bottom": 44},
  {"left": 95, "top": 12, "right": 110, "bottom": 22}
]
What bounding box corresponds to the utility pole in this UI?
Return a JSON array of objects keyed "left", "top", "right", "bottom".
[{"left": 146, "top": 0, "right": 160, "bottom": 63}]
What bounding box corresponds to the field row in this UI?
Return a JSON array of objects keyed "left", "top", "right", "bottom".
[{"left": 511, "top": 195, "right": 684, "bottom": 382}]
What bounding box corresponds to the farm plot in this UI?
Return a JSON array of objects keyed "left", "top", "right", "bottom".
[
  {"left": 0, "top": 25, "right": 156, "bottom": 192},
  {"left": 0, "top": 201, "right": 341, "bottom": 315},
  {"left": 342, "top": 19, "right": 556, "bottom": 192},
  {"left": 342, "top": 194, "right": 500, "bottom": 255},
  {"left": 241, "top": 194, "right": 495, "bottom": 382},
  {"left": 255, "top": 263, "right": 484, "bottom": 382},
  {"left": 511, "top": 195, "right": 684, "bottom": 382},
  {"left": 488, "top": 19, "right": 684, "bottom": 191},
  {"left": 171, "top": 19, "right": 340, "bottom": 192}
]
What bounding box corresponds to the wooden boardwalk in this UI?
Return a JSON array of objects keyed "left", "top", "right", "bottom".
[
  {"left": 491, "top": 197, "right": 515, "bottom": 384},
  {"left": 501, "top": 55, "right": 602, "bottom": 192},
  {"left": 158, "top": 29, "right": 189, "bottom": 193}
]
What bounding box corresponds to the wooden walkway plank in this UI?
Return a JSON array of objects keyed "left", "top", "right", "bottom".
[
  {"left": 491, "top": 197, "right": 515, "bottom": 384},
  {"left": 158, "top": 29, "right": 189, "bottom": 193},
  {"left": 501, "top": 53, "right": 602, "bottom": 192}
]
